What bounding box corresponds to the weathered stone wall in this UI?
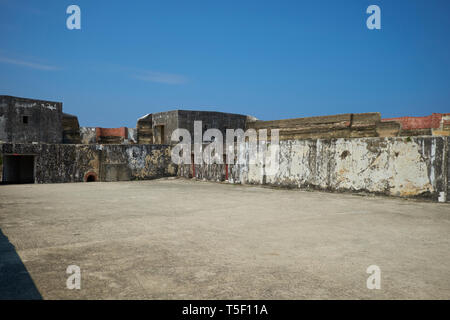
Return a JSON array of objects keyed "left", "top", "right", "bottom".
[
  {"left": 383, "top": 113, "right": 450, "bottom": 136},
  {"left": 0, "top": 95, "right": 63, "bottom": 144},
  {"left": 0, "top": 143, "right": 176, "bottom": 184},
  {"left": 137, "top": 114, "right": 153, "bottom": 144},
  {"left": 80, "top": 127, "right": 97, "bottom": 144},
  {"left": 96, "top": 127, "right": 128, "bottom": 144},
  {"left": 447, "top": 138, "right": 450, "bottom": 201},
  {"left": 177, "top": 110, "right": 247, "bottom": 143},
  {"left": 138, "top": 110, "right": 248, "bottom": 145},
  {"left": 127, "top": 128, "right": 137, "bottom": 144},
  {"left": 62, "top": 113, "right": 81, "bottom": 144},
  {"left": 247, "top": 113, "right": 402, "bottom": 140},
  {"left": 99, "top": 144, "right": 177, "bottom": 181},
  {"left": 152, "top": 111, "right": 179, "bottom": 144},
  {"left": 178, "top": 136, "right": 449, "bottom": 201},
  {"left": 70, "top": 126, "right": 137, "bottom": 145}
]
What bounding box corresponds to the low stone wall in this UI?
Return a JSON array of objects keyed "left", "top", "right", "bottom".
[
  {"left": 448, "top": 138, "right": 450, "bottom": 200},
  {"left": 2, "top": 137, "right": 448, "bottom": 201},
  {"left": 0, "top": 143, "right": 176, "bottom": 183},
  {"left": 80, "top": 127, "right": 97, "bottom": 144},
  {"left": 80, "top": 127, "right": 138, "bottom": 145},
  {"left": 0, "top": 95, "right": 63, "bottom": 144},
  {"left": 178, "top": 136, "right": 449, "bottom": 201}
]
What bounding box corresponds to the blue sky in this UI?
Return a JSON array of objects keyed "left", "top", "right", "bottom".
[{"left": 0, "top": 0, "right": 449, "bottom": 127}]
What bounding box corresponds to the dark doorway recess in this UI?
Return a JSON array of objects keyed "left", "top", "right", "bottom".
[
  {"left": 84, "top": 171, "right": 98, "bottom": 182},
  {"left": 2, "top": 155, "right": 35, "bottom": 184}
]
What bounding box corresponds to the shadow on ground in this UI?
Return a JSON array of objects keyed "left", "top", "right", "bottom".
[{"left": 0, "top": 228, "right": 42, "bottom": 300}]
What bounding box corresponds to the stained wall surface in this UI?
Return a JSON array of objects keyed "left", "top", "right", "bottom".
[
  {"left": 178, "top": 136, "right": 449, "bottom": 201},
  {"left": 152, "top": 111, "right": 179, "bottom": 144},
  {"left": 62, "top": 113, "right": 81, "bottom": 144},
  {"left": 136, "top": 114, "right": 153, "bottom": 144},
  {"left": 138, "top": 110, "right": 248, "bottom": 145},
  {"left": 382, "top": 113, "right": 450, "bottom": 137},
  {"left": 177, "top": 110, "right": 247, "bottom": 142},
  {"left": 0, "top": 96, "right": 63, "bottom": 144},
  {"left": 247, "top": 113, "right": 404, "bottom": 140},
  {"left": 0, "top": 143, "right": 176, "bottom": 183}
]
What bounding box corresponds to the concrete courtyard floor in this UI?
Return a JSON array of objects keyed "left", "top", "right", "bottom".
[{"left": 0, "top": 178, "right": 449, "bottom": 300}]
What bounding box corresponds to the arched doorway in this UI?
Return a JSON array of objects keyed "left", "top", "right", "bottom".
[{"left": 84, "top": 172, "right": 98, "bottom": 182}]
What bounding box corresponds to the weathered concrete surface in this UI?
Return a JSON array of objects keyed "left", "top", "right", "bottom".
[
  {"left": 177, "top": 110, "right": 247, "bottom": 143},
  {"left": 80, "top": 127, "right": 97, "bottom": 144},
  {"left": 96, "top": 127, "right": 128, "bottom": 144},
  {"left": 0, "top": 179, "right": 449, "bottom": 299},
  {"left": 383, "top": 113, "right": 450, "bottom": 136},
  {"left": 80, "top": 127, "right": 136, "bottom": 145},
  {"left": 152, "top": 110, "right": 179, "bottom": 144},
  {"left": 0, "top": 143, "right": 176, "bottom": 183},
  {"left": 137, "top": 110, "right": 248, "bottom": 145},
  {"left": 127, "top": 128, "right": 137, "bottom": 144},
  {"left": 101, "top": 144, "right": 177, "bottom": 181},
  {"left": 62, "top": 113, "right": 81, "bottom": 144},
  {"left": 137, "top": 114, "right": 153, "bottom": 144},
  {"left": 179, "top": 136, "right": 449, "bottom": 201},
  {"left": 247, "top": 113, "right": 397, "bottom": 140},
  {"left": 263, "top": 137, "right": 447, "bottom": 199},
  {"left": 0, "top": 95, "right": 62, "bottom": 144}
]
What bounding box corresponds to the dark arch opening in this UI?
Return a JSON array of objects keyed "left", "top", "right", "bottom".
[{"left": 86, "top": 174, "right": 96, "bottom": 182}]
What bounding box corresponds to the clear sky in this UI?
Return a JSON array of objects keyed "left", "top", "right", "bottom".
[{"left": 0, "top": 0, "right": 449, "bottom": 127}]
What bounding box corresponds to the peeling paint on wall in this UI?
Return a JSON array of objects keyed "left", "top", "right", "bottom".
[
  {"left": 80, "top": 127, "right": 97, "bottom": 144},
  {"left": 178, "top": 136, "right": 448, "bottom": 201}
]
